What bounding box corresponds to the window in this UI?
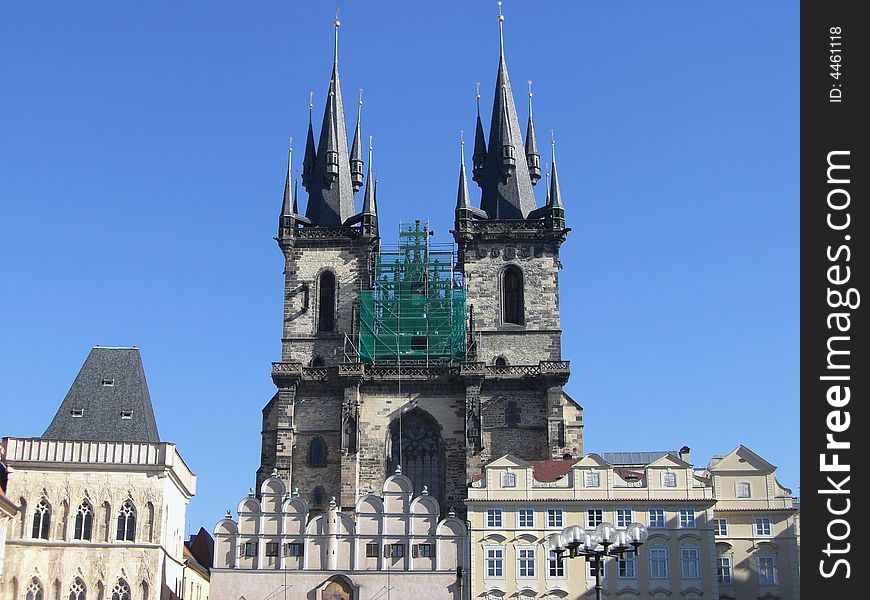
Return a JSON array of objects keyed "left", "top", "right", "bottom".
[
  {"left": 317, "top": 271, "right": 336, "bottom": 332},
  {"left": 680, "top": 548, "right": 700, "bottom": 579},
  {"left": 390, "top": 543, "right": 405, "bottom": 558},
  {"left": 494, "top": 356, "right": 507, "bottom": 366},
  {"left": 501, "top": 472, "right": 516, "bottom": 488},
  {"left": 547, "top": 550, "right": 565, "bottom": 577},
  {"left": 111, "top": 581, "right": 130, "bottom": 600},
  {"left": 617, "top": 550, "right": 636, "bottom": 579},
  {"left": 585, "top": 471, "right": 600, "bottom": 488},
  {"left": 717, "top": 556, "right": 733, "bottom": 584},
  {"left": 648, "top": 509, "right": 665, "bottom": 529},
  {"left": 71, "top": 409, "right": 84, "bottom": 418},
  {"left": 311, "top": 356, "right": 325, "bottom": 367},
  {"left": 309, "top": 437, "right": 327, "bottom": 467},
  {"left": 485, "top": 547, "right": 504, "bottom": 578},
  {"left": 101, "top": 378, "right": 115, "bottom": 387},
  {"left": 284, "top": 543, "right": 303, "bottom": 557},
  {"left": 486, "top": 508, "right": 503, "bottom": 528},
  {"left": 649, "top": 546, "right": 669, "bottom": 579},
  {"left": 517, "top": 508, "right": 534, "bottom": 528},
  {"left": 502, "top": 266, "right": 524, "bottom": 325},
  {"left": 758, "top": 555, "right": 777, "bottom": 584},
  {"left": 755, "top": 517, "right": 772, "bottom": 536},
  {"left": 26, "top": 578, "right": 44, "bottom": 600},
  {"left": 74, "top": 501, "right": 93, "bottom": 540},
  {"left": 69, "top": 579, "right": 86, "bottom": 600},
  {"left": 517, "top": 547, "right": 536, "bottom": 578},
  {"left": 713, "top": 518, "right": 728, "bottom": 536},
  {"left": 586, "top": 558, "right": 605, "bottom": 580},
  {"left": 312, "top": 486, "right": 324, "bottom": 506},
  {"left": 365, "top": 543, "right": 378, "bottom": 558},
  {"left": 32, "top": 499, "right": 51, "bottom": 539},
  {"left": 410, "top": 336, "right": 428, "bottom": 350},
  {"left": 737, "top": 481, "right": 751, "bottom": 498},
  {"left": 616, "top": 509, "right": 633, "bottom": 528},
  {"left": 505, "top": 401, "right": 520, "bottom": 428},
  {"left": 119, "top": 410, "right": 133, "bottom": 419},
  {"left": 547, "top": 509, "right": 564, "bottom": 528},
  {"left": 243, "top": 541, "right": 256, "bottom": 557},
  {"left": 116, "top": 501, "right": 136, "bottom": 541},
  {"left": 662, "top": 471, "right": 677, "bottom": 487},
  {"left": 265, "top": 542, "right": 279, "bottom": 557},
  {"left": 678, "top": 508, "right": 696, "bottom": 529},
  {"left": 415, "top": 543, "right": 432, "bottom": 558},
  {"left": 586, "top": 508, "right": 603, "bottom": 528}
]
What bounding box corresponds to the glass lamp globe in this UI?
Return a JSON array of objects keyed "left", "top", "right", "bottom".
[
  {"left": 548, "top": 532, "right": 565, "bottom": 552},
  {"left": 626, "top": 522, "right": 648, "bottom": 545},
  {"left": 594, "top": 522, "right": 616, "bottom": 545},
  {"left": 611, "top": 530, "right": 629, "bottom": 551},
  {"left": 563, "top": 525, "right": 584, "bottom": 549}
]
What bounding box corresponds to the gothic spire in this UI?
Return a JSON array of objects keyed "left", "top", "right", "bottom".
[
  {"left": 303, "top": 17, "right": 356, "bottom": 226},
  {"left": 301, "top": 93, "right": 316, "bottom": 190},
  {"left": 350, "top": 90, "right": 364, "bottom": 193},
  {"left": 361, "top": 137, "right": 376, "bottom": 216},
  {"left": 478, "top": 3, "right": 537, "bottom": 219},
  {"left": 281, "top": 141, "right": 294, "bottom": 218},
  {"left": 472, "top": 83, "right": 487, "bottom": 185},
  {"left": 549, "top": 133, "right": 563, "bottom": 210},
  {"left": 456, "top": 134, "right": 471, "bottom": 211},
  {"left": 525, "top": 81, "right": 541, "bottom": 185}
]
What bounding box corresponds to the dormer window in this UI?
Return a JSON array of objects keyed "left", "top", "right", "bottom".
[
  {"left": 71, "top": 409, "right": 84, "bottom": 418},
  {"left": 501, "top": 472, "right": 516, "bottom": 488},
  {"left": 101, "top": 378, "right": 115, "bottom": 387},
  {"left": 662, "top": 471, "right": 677, "bottom": 487},
  {"left": 120, "top": 410, "right": 133, "bottom": 420},
  {"left": 585, "top": 470, "right": 600, "bottom": 488}
]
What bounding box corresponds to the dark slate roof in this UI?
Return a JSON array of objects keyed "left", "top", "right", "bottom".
[
  {"left": 42, "top": 347, "right": 160, "bottom": 443},
  {"left": 601, "top": 451, "right": 679, "bottom": 466}
]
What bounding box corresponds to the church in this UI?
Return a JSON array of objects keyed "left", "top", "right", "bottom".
[{"left": 255, "top": 7, "right": 583, "bottom": 518}]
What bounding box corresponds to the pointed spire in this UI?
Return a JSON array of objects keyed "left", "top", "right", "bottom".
[
  {"left": 303, "top": 17, "right": 356, "bottom": 226},
  {"left": 456, "top": 132, "right": 471, "bottom": 211},
  {"left": 302, "top": 93, "right": 316, "bottom": 190},
  {"left": 281, "top": 139, "right": 294, "bottom": 218},
  {"left": 350, "top": 90, "right": 364, "bottom": 193},
  {"left": 472, "top": 82, "right": 487, "bottom": 185},
  {"left": 525, "top": 80, "right": 541, "bottom": 185},
  {"left": 361, "top": 137, "right": 376, "bottom": 216},
  {"left": 479, "top": 3, "right": 537, "bottom": 219},
  {"left": 549, "top": 131, "right": 563, "bottom": 210},
  {"left": 293, "top": 176, "right": 299, "bottom": 214}
]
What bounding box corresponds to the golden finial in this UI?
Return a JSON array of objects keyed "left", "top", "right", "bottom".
[
  {"left": 497, "top": 1, "right": 504, "bottom": 22},
  {"left": 475, "top": 82, "right": 481, "bottom": 101},
  {"left": 369, "top": 134, "right": 373, "bottom": 152},
  {"left": 358, "top": 89, "right": 363, "bottom": 106},
  {"left": 551, "top": 128, "right": 555, "bottom": 145},
  {"left": 288, "top": 136, "right": 293, "bottom": 151},
  {"left": 497, "top": 1, "right": 505, "bottom": 56},
  {"left": 460, "top": 130, "right": 465, "bottom": 147},
  {"left": 334, "top": 6, "right": 340, "bottom": 28},
  {"left": 528, "top": 80, "right": 533, "bottom": 98},
  {"left": 308, "top": 91, "right": 314, "bottom": 110}
]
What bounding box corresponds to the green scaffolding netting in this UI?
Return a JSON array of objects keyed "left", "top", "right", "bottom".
[{"left": 359, "top": 222, "right": 466, "bottom": 363}]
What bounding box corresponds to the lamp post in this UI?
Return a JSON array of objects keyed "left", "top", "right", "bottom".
[{"left": 548, "top": 521, "right": 648, "bottom": 600}]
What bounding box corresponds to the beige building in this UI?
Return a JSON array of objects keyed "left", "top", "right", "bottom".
[
  {"left": 707, "top": 446, "right": 799, "bottom": 600},
  {"left": 1, "top": 451, "right": 20, "bottom": 589},
  {"left": 466, "top": 446, "right": 797, "bottom": 600},
  {"left": 211, "top": 468, "right": 468, "bottom": 599},
  {"left": 2, "top": 347, "right": 197, "bottom": 600}
]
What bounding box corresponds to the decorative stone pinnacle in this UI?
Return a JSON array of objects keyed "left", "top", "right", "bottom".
[
  {"left": 292, "top": 487, "right": 300, "bottom": 497},
  {"left": 225, "top": 509, "right": 232, "bottom": 519},
  {"left": 422, "top": 485, "right": 429, "bottom": 495},
  {"left": 247, "top": 487, "right": 254, "bottom": 497},
  {"left": 271, "top": 468, "right": 278, "bottom": 477},
  {"left": 329, "top": 496, "right": 337, "bottom": 510},
  {"left": 395, "top": 464, "right": 402, "bottom": 475},
  {"left": 448, "top": 506, "right": 456, "bottom": 518}
]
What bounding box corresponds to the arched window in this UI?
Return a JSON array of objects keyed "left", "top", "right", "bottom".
[
  {"left": 494, "top": 356, "right": 507, "bottom": 367},
  {"left": 506, "top": 401, "right": 521, "bottom": 428},
  {"left": 26, "top": 578, "right": 44, "bottom": 600},
  {"left": 116, "top": 501, "right": 136, "bottom": 542},
  {"left": 145, "top": 502, "right": 155, "bottom": 543},
  {"left": 69, "top": 579, "right": 86, "bottom": 600},
  {"left": 311, "top": 356, "right": 325, "bottom": 367},
  {"left": 309, "top": 437, "right": 327, "bottom": 467},
  {"left": 110, "top": 581, "right": 130, "bottom": 600},
  {"left": 386, "top": 409, "right": 445, "bottom": 507},
  {"left": 317, "top": 271, "right": 336, "bottom": 332},
  {"left": 32, "top": 499, "right": 51, "bottom": 539},
  {"left": 312, "top": 486, "right": 325, "bottom": 506},
  {"left": 140, "top": 582, "right": 148, "bottom": 600},
  {"left": 74, "top": 501, "right": 93, "bottom": 541},
  {"left": 502, "top": 266, "right": 524, "bottom": 325}
]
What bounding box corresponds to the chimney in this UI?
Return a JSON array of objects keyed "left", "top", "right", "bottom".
[{"left": 679, "top": 446, "right": 691, "bottom": 465}]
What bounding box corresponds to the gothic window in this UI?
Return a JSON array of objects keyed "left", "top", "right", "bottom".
[
  {"left": 18, "top": 497, "right": 27, "bottom": 537},
  {"left": 110, "top": 581, "right": 130, "bottom": 600},
  {"left": 145, "top": 502, "right": 155, "bottom": 543},
  {"left": 32, "top": 499, "right": 51, "bottom": 539},
  {"left": 387, "top": 409, "right": 444, "bottom": 507},
  {"left": 494, "top": 356, "right": 507, "bottom": 366},
  {"left": 74, "top": 501, "right": 93, "bottom": 541},
  {"left": 317, "top": 271, "right": 336, "bottom": 332},
  {"left": 502, "top": 266, "right": 524, "bottom": 325},
  {"left": 312, "top": 486, "right": 324, "bottom": 506},
  {"left": 309, "top": 437, "right": 327, "bottom": 467},
  {"left": 116, "top": 501, "right": 136, "bottom": 542},
  {"left": 69, "top": 579, "right": 86, "bottom": 600},
  {"left": 505, "top": 401, "right": 520, "bottom": 428},
  {"left": 26, "top": 578, "right": 44, "bottom": 600},
  {"left": 311, "top": 356, "right": 325, "bottom": 367}
]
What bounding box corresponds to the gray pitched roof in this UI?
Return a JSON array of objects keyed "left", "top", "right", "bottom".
[
  {"left": 601, "top": 451, "right": 679, "bottom": 466},
  {"left": 43, "top": 347, "right": 160, "bottom": 443}
]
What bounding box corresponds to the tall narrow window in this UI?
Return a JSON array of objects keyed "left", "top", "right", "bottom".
[
  {"left": 26, "top": 578, "right": 44, "bottom": 600},
  {"left": 502, "top": 266, "right": 524, "bottom": 325},
  {"left": 110, "top": 581, "right": 130, "bottom": 600},
  {"left": 505, "top": 401, "right": 520, "bottom": 428},
  {"left": 69, "top": 579, "right": 86, "bottom": 600},
  {"left": 116, "top": 501, "right": 136, "bottom": 542},
  {"left": 312, "top": 486, "right": 324, "bottom": 506},
  {"left": 309, "top": 437, "right": 327, "bottom": 467},
  {"left": 317, "top": 271, "right": 336, "bottom": 332},
  {"left": 32, "top": 499, "right": 51, "bottom": 539},
  {"left": 74, "top": 501, "right": 93, "bottom": 541}
]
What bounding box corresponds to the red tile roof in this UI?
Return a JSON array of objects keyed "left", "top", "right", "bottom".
[{"left": 529, "top": 458, "right": 579, "bottom": 482}]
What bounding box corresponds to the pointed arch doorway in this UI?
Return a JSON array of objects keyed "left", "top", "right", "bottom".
[{"left": 386, "top": 408, "right": 445, "bottom": 510}]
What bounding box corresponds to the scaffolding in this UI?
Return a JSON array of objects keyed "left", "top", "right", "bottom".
[{"left": 359, "top": 221, "right": 466, "bottom": 363}]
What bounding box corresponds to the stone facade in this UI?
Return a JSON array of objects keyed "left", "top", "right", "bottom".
[
  {"left": 212, "top": 470, "right": 467, "bottom": 600},
  {"left": 1, "top": 438, "right": 196, "bottom": 600}
]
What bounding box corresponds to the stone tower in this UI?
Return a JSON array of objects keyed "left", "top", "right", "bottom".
[{"left": 257, "top": 11, "right": 582, "bottom": 517}]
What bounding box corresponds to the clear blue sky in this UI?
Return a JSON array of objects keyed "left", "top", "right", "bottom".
[{"left": 0, "top": 1, "right": 799, "bottom": 534}]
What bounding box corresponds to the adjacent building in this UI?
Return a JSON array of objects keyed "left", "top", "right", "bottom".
[
  {"left": 1, "top": 451, "right": 19, "bottom": 590},
  {"left": 211, "top": 469, "right": 467, "bottom": 600},
  {"left": 466, "top": 446, "right": 798, "bottom": 600},
  {"left": 2, "top": 347, "right": 197, "bottom": 600}
]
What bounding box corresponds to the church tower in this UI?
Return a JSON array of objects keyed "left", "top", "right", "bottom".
[{"left": 258, "top": 8, "right": 582, "bottom": 517}]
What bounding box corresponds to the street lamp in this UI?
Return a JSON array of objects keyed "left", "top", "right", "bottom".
[{"left": 548, "top": 521, "right": 648, "bottom": 600}]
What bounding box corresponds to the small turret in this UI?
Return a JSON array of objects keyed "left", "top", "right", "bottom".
[
  {"left": 525, "top": 81, "right": 541, "bottom": 185},
  {"left": 472, "top": 83, "right": 487, "bottom": 185},
  {"left": 350, "top": 90, "right": 364, "bottom": 193}
]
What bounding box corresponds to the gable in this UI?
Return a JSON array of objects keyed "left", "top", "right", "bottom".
[{"left": 708, "top": 445, "right": 775, "bottom": 474}]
